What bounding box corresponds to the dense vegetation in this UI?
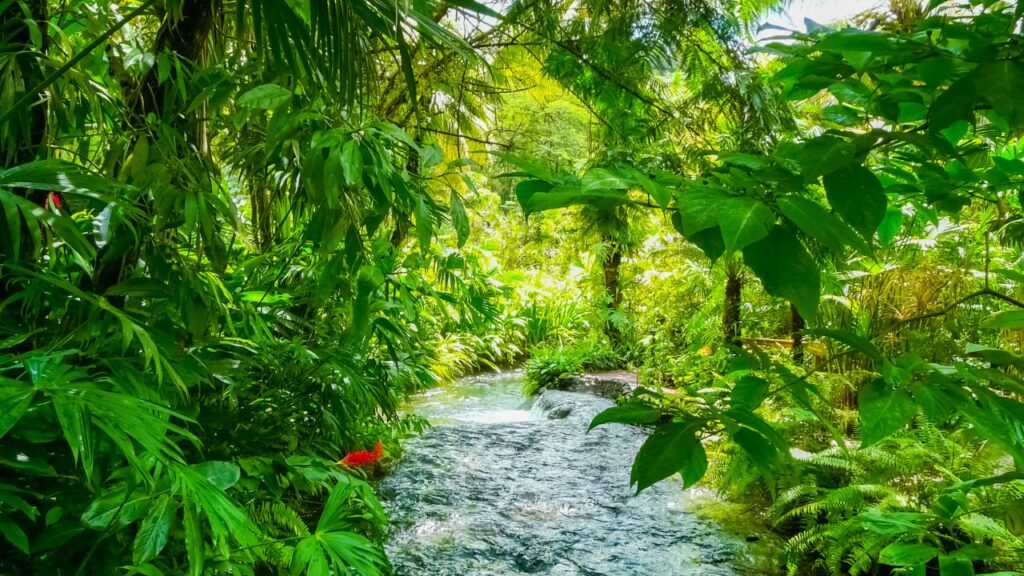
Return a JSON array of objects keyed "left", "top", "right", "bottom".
[{"left": 2, "top": 0, "right": 1024, "bottom": 574}]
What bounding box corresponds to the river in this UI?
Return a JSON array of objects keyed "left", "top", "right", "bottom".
[{"left": 379, "top": 372, "right": 744, "bottom": 575}]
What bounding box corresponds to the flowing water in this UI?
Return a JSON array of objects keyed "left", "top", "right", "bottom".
[{"left": 380, "top": 372, "right": 744, "bottom": 576}]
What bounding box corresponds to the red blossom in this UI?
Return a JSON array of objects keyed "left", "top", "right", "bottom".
[
  {"left": 339, "top": 441, "right": 383, "bottom": 468},
  {"left": 46, "top": 193, "right": 61, "bottom": 209}
]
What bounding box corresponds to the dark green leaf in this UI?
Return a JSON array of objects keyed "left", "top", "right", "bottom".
[
  {"left": 823, "top": 164, "right": 887, "bottom": 239},
  {"left": 929, "top": 77, "right": 975, "bottom": 133},
  {"left": 787, "top": 135, "right": 855, "bottom": 179},
  {"left": 340, "top": 140, "right": 363, "bottom": 186},
  {"left": 0, "top": 383, "right": 34, "bottom": 439},
  {"left": 731, "top": 376, "right": 770, "bottom": 411},
  {"left": 237, "top": 84, "right": 292, "bottom": 109},
  {"left": 972, "top": 61, "right": 1024, "bottom": 125},
  {"left": 858, "top": 378, "right": 916, "bottom": 446},
  {"left": 742, "top": 227, "right": 820, "bottom": 324},
  {"left": 133, "top": 495, "right": 176, "bottom": 565},
  {"left": 0, "top": 516, "right": 28, "bottom": 554},
  {"left": 777, "top": 196, "right": 872, "bottom": 256},
  {"left": 938, "top": 555, "right": 975, "bottom": 576},
  {"left": 630, "top": 421, "right": 707, "bottom": 493}
]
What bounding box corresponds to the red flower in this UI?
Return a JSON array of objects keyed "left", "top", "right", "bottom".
[
  {"left": 339, "top": 441, "right": 383, "bottom": 468},
  {"left": 46, "top": 193, "right": 61, "bottom": 210}
]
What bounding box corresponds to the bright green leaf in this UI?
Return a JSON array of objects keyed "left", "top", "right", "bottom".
[{"left": 589, "top": 402, "right": 662, "bottom": 431}]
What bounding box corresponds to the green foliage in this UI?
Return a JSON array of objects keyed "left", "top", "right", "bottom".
[{"left": 523, "top": 340, "right": 620, "bottom": 395}]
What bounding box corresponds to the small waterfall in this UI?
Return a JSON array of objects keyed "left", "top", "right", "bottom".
[{"left": 380, "top": 372, "right": 742, "bottom": 575}]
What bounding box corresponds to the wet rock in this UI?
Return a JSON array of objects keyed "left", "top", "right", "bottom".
[{"left": 546, "top": 374, "right": 632, "bottom": 399}]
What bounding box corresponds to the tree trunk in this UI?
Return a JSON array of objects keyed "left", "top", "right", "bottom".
[
  {"left": 790, "top": 303, "right": 806, "bottom": 363},
  {"left": 602, "top": 240, "right": 623, "bottom": 344},
  {"left": 723, "top": 264, "right": 742, "bottom": 346}
]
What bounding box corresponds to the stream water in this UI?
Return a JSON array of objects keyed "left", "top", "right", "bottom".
[{"left": 379, "top": 372, "right": 744, "bottom": 575}]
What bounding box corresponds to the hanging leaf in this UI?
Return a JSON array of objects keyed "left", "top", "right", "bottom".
[
  {"left": 777, "top": 196, "right": 872, "bottom": 256},
  {"left": 786, "top": 135, "right": 855, "bottom": 179},
  {"left": 589, "top": 402, "right": 662, "bottom": 431},
  {"left": 929, "top": 77, "right": 976, "bottom": 133},
  {"left": 450, "top": 190, "right": 470, "bottom": 247},
  {"left": 858, "top": 378, "right": 917, "bottom": 446},
  {"left": 415, "top": 196, "right": 432, "bottom": 251},
  {"left": 731, "top": 376, "right": 770, "bottom": 411},
  {"left": 742, "top": 227, "right": 820, "bottom": 324},
  {"left": 630, "top": 420, "right": 707, "bottom": 493},
  {"left": 340, "top": 140, "right": 363, "bottom": 186},
  {"left": 972, "top": 60, "right": 1024, "bottom": 126},
  {"left": 132, "top": 495, "right": 176, "bottom": 565},
  {"left": 237, "top": 84, "right": 293, "bottom": 109},
  {"left": 717, "top": 197, "right": 774, "bottom": 253},
  {"left": 0, "top": 516, "right": 28, "bottom": 555},
  {"left": 823, "top": 164, "right": 887, "bottom": 239},
  {"left": 675, "top": 186, "right": 728, "bottom": 236}
]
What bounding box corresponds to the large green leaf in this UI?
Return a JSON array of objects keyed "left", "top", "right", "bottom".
[
  {"left": 630, "top": 421, "right": 707, "bottom": 493},
  {"left": 675, "top": 186, "right": 728, "bottom": 236},
  {"left": 0, "top": 516, "right": 28, "bottom": 554},
  {"left": 717, "top": 197, "right": 774, "bottom": 253},
  {"left": 237, "top": 83, "right": 293, "bottom": 109},
  {"left": 972, "top": 60, "right": 1024, "bottom": 125},
  {"left": 731, "top": 376, "right": 770, "bottom": 411},
  {"left": 938, "top": 555, "right": 975, "bottom": 576},
  {"left": 982, "top": 310, "right": 1024, "bottom": 330},
  {"left": 582, "top": 168, "right": 633, "bottom": 191},
  {"left": 589, "top": 402, "right": 662, "bottom": 431},
  {"left": 929, "top": 77, "right": 976, "bottom": 133},
  {"left": 786, "top": 135, "right": 855, "bottom": 179},
  {"left": 518, "top": 185, "right": 631, "bottom": 215},
  {"left": 183, "top": 499, "right": 204, "bottom": 576},
  {"left": 879, "top": 542, "right": 939, "bottom": 567},
  {"left": 450, "top": 190, "right": 470, "bottom": 247},
  {"left": 340, "top": 140, "right": 363, "bottom": 186},
  {"left": 777, "top": 196, "right": 872, "bottom": 256},
  {"left": 191, "top": 462, "right": 240, "bottom": 491},
  {"left": 132, "top": 495, "right": 176, "bottom": 565},
  {"left": 823, "top": 164, "right": 887, "bottom": 239},
  {"left": 742, "top": 227, "right": 820, "bottom": 324},
  {"left": 858, "top": 378, "right": 916, "bottom": 446},
  {"left": 0, "top": 382, "right": 34, "bottom": 439}
]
